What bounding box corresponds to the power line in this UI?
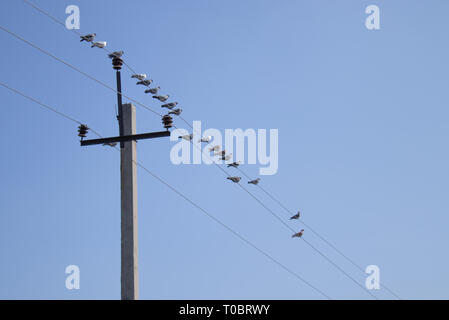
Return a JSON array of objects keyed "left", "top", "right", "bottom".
[
  {"left": 0, "top": 81, "right": 332, "bottom": 299},
  {"left": 21, "top": 0, "right": 139, "bottom": 75},
  {"left": 0, "top": 16, "right": 389, "bottom": 298},
  {"left": 0, "top": 24, "right": 163, "bottom": 118},
  {"left": 253, "top": 182, "right": 402, "bottom": 300}
]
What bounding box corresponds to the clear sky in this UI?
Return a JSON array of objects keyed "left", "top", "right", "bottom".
[{"left": 0, "top": 0, "right": 448, "bottom": 299}]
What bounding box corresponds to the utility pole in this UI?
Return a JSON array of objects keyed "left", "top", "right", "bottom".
[
  {"left": 79, "top": 56, "right": 172, "bottom": 300},
  {"left": 120, "top": 102, "right": 138, "bottom": 300}
]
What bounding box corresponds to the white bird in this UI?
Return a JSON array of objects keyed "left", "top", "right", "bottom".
[
  {"left": 292, "top": 229, "right": 304, "bottom": 238},
  {"left": 145, "top": 86, "right": 160, "bottom": 94},
  {"left": 80, "top": 33, "right": 96, "bottom": 42},
  {"left": 161, "top": 102, "right": 178, "bottom": 109},
  {"left": 136, "top": 79, "right": 153, "bottom": 86},
  {"left": 168, "top": 108, "right": 182, "bottom": 116},
  {"left": 248, "top": 178, "right": 260, "bottom": 185},
  {"left": 131, "top": 74, "right": 147, "bottom": 81},
  {"left": 199, "top": 136, "right": 212, "bottom": 143},
  {"left": 108, "top": 51, "right": 124, "bottom": 59},
  {"left": 227, "top": 176, "right": 241, "bottom": 183},
  {"left": 227, "top": 161, "right": 241, "bottom": 168},
  {"left": 102, "top": 142, "right": 117, "bottom": 147},
  {"left": 153, "top": 95, "right": 169, "bottom": 102},
  {"left": 91, "top": 41, "right": 107, "bottom": 48},
  {"left": 178, "top": 134, "right": 193, "bottom": 141},
  {"left": 209, "top": 145, "right": 220, "bottom": 152},
  {"left": 290, "top": 211, "right": 300, "bottom": 220}
]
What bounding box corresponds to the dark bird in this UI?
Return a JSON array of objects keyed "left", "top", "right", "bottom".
[
  {"left": 292, "top": 229, "right": 304, "bottom": 238},
  {"left": 145, "top": 86, "right": 160, "bottom": 94},
  {"left": 290, "top": 211, "right": 300, "bottom": 220},
  {"left": 153, "top": 95, "right": 169, "bottom": 102},
  {"left": 227, "top": 161, "right": 241, "bottom": 168},
  {"left": 168, "top": 108, "right": 182, "bottom": 116},
  {"left": 227, "top": 176, "right": 241, "bottom": 183},
  {"left": 80, "top": 33, "right": 96, "bottom": 42},
  {"left": 161, "top": 102, "right": 178, "bottom": 109},
  {"left": 248, "top": 178, "right": 260, "bottom": 185},
  {"left": 136, "top": 79, "right": 153, "bottom": 86}
]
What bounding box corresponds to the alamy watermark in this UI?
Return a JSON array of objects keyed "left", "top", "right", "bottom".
[
  {"left": 170, "top": 121, "right": 279, "bottom": 175},
  {"left": 365, "top": 265, "right": 380, "bottom": 290},
  {"left": 65, "top": 5, "right": 80, "bottom": 30},
  {"left": 65, "top": 265, "right": 80, "bottom": 290}
]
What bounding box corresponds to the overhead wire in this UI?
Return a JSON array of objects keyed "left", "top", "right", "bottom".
[
  {"left": 0, "top": 81, "right": 332, "bottom": 299},
  {"left": 0, "top": 19, "right": 382, "bottom": 299},
  {"left": 6, "top": 5, "right": 399, "bottom": 298}
]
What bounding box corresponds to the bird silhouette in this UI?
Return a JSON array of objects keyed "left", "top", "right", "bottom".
[
  {"left": 292, "top": 229, "right": 305, "bottom": 238},
  {"left": 248, "top": 178, "right": 260, "bottom": 185},
  {"left": 290, "top": 211, "right": 300, "bottom": 220},
  {"left": 227, "top": 176, "right": 241, "bottom": 183},
  {"left": 80, "top": 33, "right": 96, "bottom": 42}
]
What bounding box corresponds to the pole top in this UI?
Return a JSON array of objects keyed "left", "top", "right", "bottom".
[{"left": 112, "top": 57, "right": 123, "bottom": 70}]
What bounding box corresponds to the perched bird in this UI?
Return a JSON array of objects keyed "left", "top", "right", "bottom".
[
  {"left": 145, "top": 86, "right": 160, "bottom": 94},
  {"left": 199, "top": 136, "right": 212, "bottom": 143},
  {"left": 161, "top": 102, "right": 178, "bottom": 109},
  {"left": 178, "top": 134, "right": 193, "bottom": 141},
  {"left": 153, "top": 95, "right": 169, "bottom": 102},
  {"left": 108, "top": 51, "right": 124, "bottom": 59},
  {"left": 80, "top": 33, "right": 96, "bottom": 42},
  {"left": 168, "top": 108, "right": 182, "bottom": 116},
  {"left": 131, "top": 74, "right": 147, "bottom": 81},
  {"left": 102, "top": 142, "right": 117, "bottom": 147},
  {"left": 215, "top": 150, "right": 226, "bottom": 156},
  {"left": 209, "top": 145, "right": 220, "bottom": 152},
  {"left": 292, "top": 229, "right": 305, "bottom": 238},
  {"left": 227, "top": 161, "right": 241, "bottom": 168},
  {"left": 91, "top": 41, "right": 107, "bottom": 48},
  {"left": 136, "top": 79, "right": 153, "bottom": 86},
  {"left": 227, "top": 176, "right": 241, "bottom": 183},
  {"left": 219, "top": 154, "right": 232, "bottom": 161},
  {"left": 248, "top": 178, "right": 260, "bottom": 185},
  {"left": 290, "top": 211, "right": 300, "bottom": 220}
]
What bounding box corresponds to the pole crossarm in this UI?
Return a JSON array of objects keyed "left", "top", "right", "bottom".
[{"left": 80, "top": 130, "right": 171, "bottom": 146}]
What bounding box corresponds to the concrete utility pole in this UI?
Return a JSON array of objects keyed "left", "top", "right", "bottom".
[
  {"left": 79, "top": 56, "right": 172, "bottom": 300},
  {"left": 120, "top": 103, "right": 138, "bottom": 300}
]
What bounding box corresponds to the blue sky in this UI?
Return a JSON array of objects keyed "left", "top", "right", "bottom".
[{"left": 0, "top": 0, "right": 448, "bottom": 299}]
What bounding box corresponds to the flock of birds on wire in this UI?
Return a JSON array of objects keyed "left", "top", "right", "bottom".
[{"left": 80, "top": 33, "right": 304, "bottom": 239}]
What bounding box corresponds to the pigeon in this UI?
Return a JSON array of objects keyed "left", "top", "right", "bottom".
[
  {"left": 161, "top": 102, "right": 178, "bottom": 109},
  {"left": 136, "top": 79, "right": 153, "bottom": 86},
  {"left": 292, "top": 229, "right": 305, "bottom": 238},
  {"left": 102, "top": 142, "right": 117, "bottom": 147},
  {"left": 227, "top": 161, "right": 241, "bottom": 168},
  {"left": 178, "top": 134, "right": 193, "bottom": 141},
  {"left": 80, "top": 33, "right": 96, "bottom": 42},
  {"left": 209, "top": 145, "right": 220, "bottom": 152},
  {"left": 168, "top": 108, "right": 182, "bottom": 116},
  {"left": 153, "top": 95, "right": 169, "bottom": 102},
  {"left": 290, "top": 211, "right": 300, "bottom": 220},
  {"left": 145, "top": 86, "right": 160, "bottom": 94},
  {"left": 248, "top": 178, "right": 260, "bottom": 185},
  {"left": 108, "top": 51, "right": 124, "bottom": 59},
  {"left": 227, "top": 176, "right": 241, "bottom": 183},
  {"left": 215, "top": 150, "right": 226, "bottom": 156},
  {"left": 219, "top": 154, "right": 232, "bottom": 161},
  {"left": 131, "top": 74, "right": 147, "bottom": 81},
  {"left": 91, "top": 41, "right": 107, "bottom": 48},
  {"left": 199, "top": 136, "right": 212, "bottom": 143}
]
